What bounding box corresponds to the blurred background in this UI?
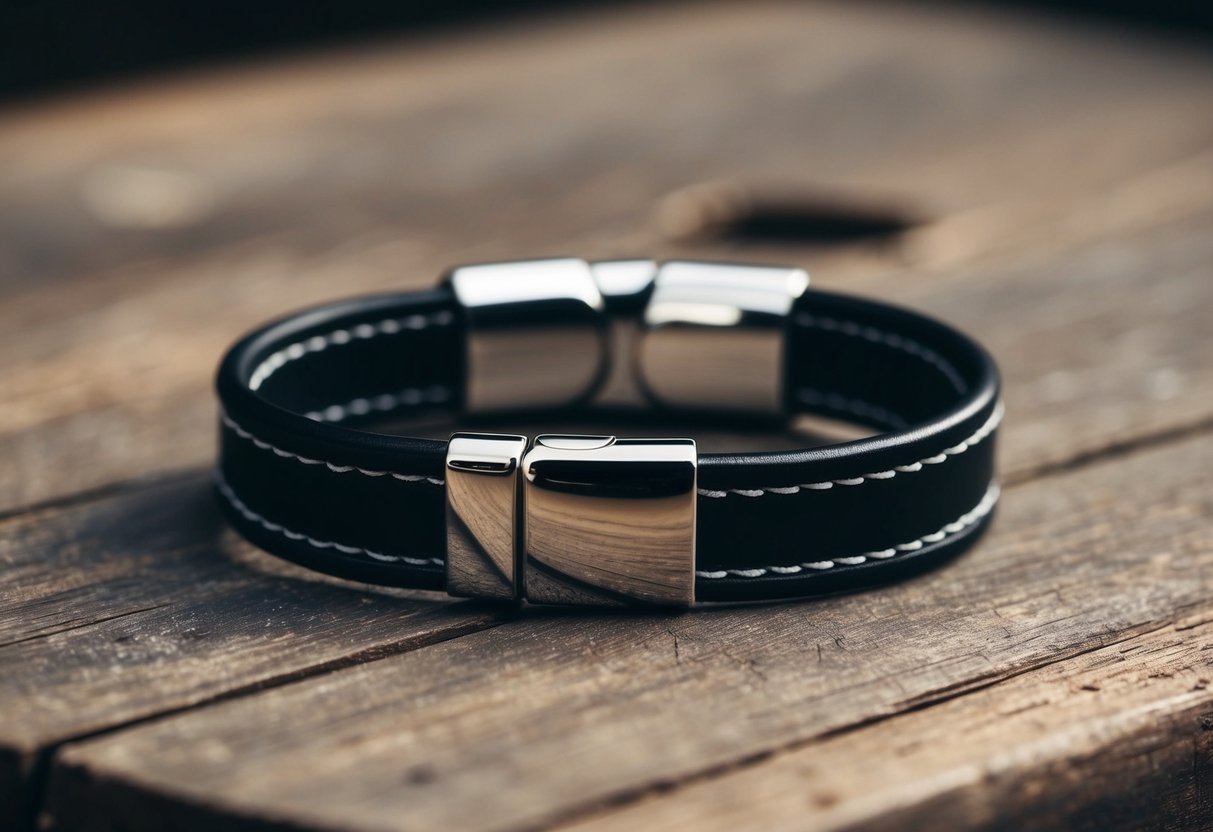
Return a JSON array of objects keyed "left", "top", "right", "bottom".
[
  {"left": 3, "top": 0, "right": 1212, "bottom": 510},
  {"left": 4, "top": 5, "right": 1213, "bottom": 826},
  {"left": 1, "top": 1, "right": 1211, "bottom": 102}
]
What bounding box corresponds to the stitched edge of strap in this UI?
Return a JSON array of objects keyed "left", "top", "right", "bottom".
[
  {"left": 215, "top": 468, "right": 999, "bottom": 581},
  {"left": 222, "top": 399, "right": 1000, "bottom": 495},
  {"left": 221, "top": 411, "right": 445, "bottom": 485},
  {"left": 248, "top": 310, "right": 454, "bottom": 391},
  {"left": 215, "top": 470, "right": 444, "bottom": 566},
  {"left": 698, "top": 400, "right": 1002, "bottom": 498},
  {"left": 304, "top": 385, "right": 452, "bottom": 423},
  {"left": 795, "top": 312, "right": 968, "bottom": 395},
  {"left": 696, "top": 480, "right": 1000, "bottom": 579}
]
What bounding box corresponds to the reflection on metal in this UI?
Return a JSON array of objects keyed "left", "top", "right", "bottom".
[
  {"left": 590, "top": 259, "right": 658, "bottom": 408},
  {"left": 442, "top": 257, "right": 806, "bottom": 605},
  {"left": 448, "top": 257, "right": 808, "bottom": 417},
  {"left": 445, "top": 433, "right": 527, "bottom": 601},
  {"left": 522, "top": 434, "right": 697, "bottom": 607},
  {"left": 639, "top": 261, "right": 809, "bottom": 414},
  {"left": 447, "top": 258, "right": 607, "bottom": 413}
]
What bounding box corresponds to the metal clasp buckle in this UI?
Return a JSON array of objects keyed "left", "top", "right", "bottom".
[
  {"left": 444, "top": 433, "right": 528, "bottom": 602},
  {"left": 522, "top": 435, "right": 697, "bottom": 607},
  {"left": 447, "top": 258, "right": 808, "bottom": 416},
  {"left": 441, "top": 257, "right": 806, "bottom": 606},
  {"left": 445, "top": 433, "right": 698, "bottom": 607},
  {"left": 447, "top": 258, "right": 607, "bottom": 413},
  {"left": 640, "top": 261, "right": 809, "bottom": 413}
]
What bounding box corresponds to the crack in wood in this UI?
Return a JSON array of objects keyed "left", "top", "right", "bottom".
[
  {"left": 532, "top": 617, "right": 1212, "bottom": 832},
  {"left": 0, "top": 604, "right": 172, "bottom": 650}
]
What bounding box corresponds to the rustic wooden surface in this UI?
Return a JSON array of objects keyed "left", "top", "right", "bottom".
[{"left": 2, "top": 2, "right": 1212, "bottom": 830}]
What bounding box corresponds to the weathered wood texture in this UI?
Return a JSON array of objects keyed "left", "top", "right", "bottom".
[
  {"left": 0, "top": 475, "right": 511, "bottom": 827},
  {"left": 1, "top": 1, "right": 1211, "bottom": 830},
  {"left": 3, "top": 2, "right": 1213, "bottom": 512},
  {"left": 45, "top": 434, "right": 1213, "bottom": 831},
  {"left": 562, "top": 616, "right": 1213, "bottom": 832}
]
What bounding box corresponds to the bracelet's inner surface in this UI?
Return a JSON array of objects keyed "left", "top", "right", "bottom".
[{"left": 244, "top": 289, "right": 979, "bottom": 448}]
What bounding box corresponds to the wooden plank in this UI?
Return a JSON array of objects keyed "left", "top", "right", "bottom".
[
  {"left": 2, "top": 201, "right": 1211, "bottom": 824},
  {"left": 4, "top": 1, "right": 1213, "bottom": 512},
  {"left": 0, "top": 474, "right": 510, "bottom": 828},
  {"left": 43, "top": 432, "right": 1213, "bottom": 831},
  {"left": 886, "top": 207, "right": 1213, "bottom": 481},
  {"left": 1, "top": 2, "right": 1211, "bottom": 828},
  {"left": 559, "top": 618, "right": 1213, "bottom": 832}
]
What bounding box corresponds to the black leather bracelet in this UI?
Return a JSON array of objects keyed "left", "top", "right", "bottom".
[{"left": 215, "top": 258, "right": 1001, "bottom": 607}]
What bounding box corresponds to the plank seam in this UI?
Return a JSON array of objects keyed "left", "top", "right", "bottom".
[{"left": 535, "top": 620, "right": 1185, "bottom": 832}]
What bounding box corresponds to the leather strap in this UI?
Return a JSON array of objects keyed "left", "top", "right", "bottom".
[{"left": 215, "top": 276, "right": 1000, "bottom": 603}]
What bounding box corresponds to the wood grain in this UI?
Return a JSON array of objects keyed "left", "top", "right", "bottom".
[
  {"left": 561, "top": 617, "right": 1213, "bottom": 832},
  {"left": 3, "top": 208, "right": 1211, "bottom": 826},
  {"left": 43, "top": 433, "right": 1213, "bottom": 831},
  {"left": 1, "top": 1, "right": 1211, "bottom": 829},
  {"left": 0, "top": 474, "right": 511, "bottom": 828},
  {"left": 3, "top": 1, "right": 1213, "bottom": 512}
]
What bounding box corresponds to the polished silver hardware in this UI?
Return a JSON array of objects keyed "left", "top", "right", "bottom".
[
  {"left": 443, "top": 431, "right": 700, "bottom": 607},
  {"left": 639, "top": 261, "right": 809, "bottom": 414},
  {"left": 441, "top": 257, "right": 805, "bottom": 607},
  {"left": 521, "top": 435, "right": 697, "bottom": 607},
  {"left": 592, "top": 259, "right": 659, "bottom": 312},
  {"left": 589, "top": 259, "right": 657, "bottom": 408},
  {"left": 445, "top": 432, "right": 528, "bottom": 601},
  {"left": 447, "top": 258, "right": 606, "bottom": 413},
  {"left": 447, "top": 257, "right": 808, "bottom": 416}
]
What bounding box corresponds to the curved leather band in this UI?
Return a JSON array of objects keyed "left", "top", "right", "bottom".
[{"left": 215, "top": 276, "right": 1000, "bottom": 603}]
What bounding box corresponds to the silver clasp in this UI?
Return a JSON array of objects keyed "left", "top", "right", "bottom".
[
  {"left": 444, "top": 433, "right": 698, "bottom": 607},
  {"left": 443, "top": 258, "right": 806, "bottom": 606},
  {"left": 447, "top": 258, "right": 808, "bottom": 416},
  {"left": 447, "top": 258, "right": 607, "bottom": 413},
  {"left": 445, "top": 433, "right": 528, "bottom": 602},
  {"left": 640, "top": 261, "right": 809, "bottom": 413},
  {"left": 522, "top": 435, "right": 697, "bottom": 607}
]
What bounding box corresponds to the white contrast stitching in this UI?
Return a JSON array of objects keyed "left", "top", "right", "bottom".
[
  {"left": 697, "top": 400, "right": 1002, "bottom": 498},
  {"left": 215, "top": 471, "right": 443, "bottom": 566},
  {"left": 796, "top": 312, "right": 968, "bottom": 395},
  {"left": 795, "top": 388, "right": 908, "bottom": 430},
  {"left": 305, "top": 385, "right": 452, "bottom": 423},
  {"left": 220, "top": 411, "right": 445, "bottom": 485},
  {"left": 248, "top": 310, "right": 454, "bottom": 391},
  {"left": 695, "top": 481, "right": 999, "bottom": 579}
]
